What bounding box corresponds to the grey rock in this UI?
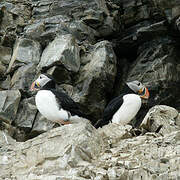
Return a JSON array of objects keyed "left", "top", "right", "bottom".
[
  {"left": 0, "top": 120, "right": 104, "bottom": 179},
  {"left": 176, "top": 113, "right": 180, "bottom": 127},
  {"left": 67, "top": 20, "right": 99, "bottom": 43},
  {"left": 151, "top": 0, "right": 180, "bottom": 20},
  {"left": 38, "top": 34, "right": 80, "bottom": 72},
  {"left": 31, "top": 112, "right": 55, "bottom": 135},
  {"left": 98, "top": 123, "right": 133, "bottom": 147},
  {"left": 0, "top": 46, "right": 12, "bottom": 65},
  {"left": 47, "top": 65, "right": 72, "bottom": 84},
  {"left": 24, "top": 15, "right": 70, "bottom": 46},
  {"left": 11, "top": 64, "right": 37, "bottom": 91},
  {"left": 0, "top": 2, "right": 31, "bottom": 31},
  {"left": 0, "top": 130, "right": 16, "bottom": 147},
  {"left": 0, "top": 61, "right": 6, "bottom": 75},
  {"left": 7, "top": 38, "right": 41, "bottom": 73},
  {"left": 15, "top": 97, "right": 37, "bottom": 130},
  {"left": 0, "top": 75, "right": 11, "bottom": 90},
  {"left": 0, "top": 90, "right": 21, "bottom": 124},
  {"left": 140, "top": 105, "right": 180, "bottom": 134},
  {"left": 75, "top": 40, "right": 117, "bottom": 120},
  {"left": 127, "top": 38, "right": 180, "bottom": 110}
]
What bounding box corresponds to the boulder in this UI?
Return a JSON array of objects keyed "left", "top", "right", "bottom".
[
  {"left": 0, "top": 90, "right": 21, "bottom": 124},
  {"left": 0, "top": 46, "right": 12, "bottom": 65},
  {"left": 0, "top": 120, "right": 104, "bottom": 179},
  {"left": 75, "top": 40, "right": 117, "bottom": 120},
  {"left": 93, "top": 129, "right": 180, "bottom": 180},
  {"left": 151, "top": 0, "right": 180, "bottom": 20},
  {"left": 176, "top": 113, "right": 180, "bottom": 127},
  {"left": 140, "top": 105, "right": 180, "bottom": 135},
  {"left": 31, "top": 112, "right": 55, "bottom": 136},
  {"left": 10, "top": 64, "right": 37, "bottom": 91},
  {"left": 0, "top": 75, "right": 11, "bottom": 90},
  {"left": 127, "top": 38, "right": 180, "bottom": 109},
  {"left": 24, "top": 15, "right": 71, "bottom": 46},
  {"left": 7, "top": 38, "right": 41, "bottom": 73},
  {"left": 98, "top": 123, "right": 133, "bottom": 146},
  {"left": 38, "top": 34, "right": 80, "bottom": 72},
  {"left": 0, "top": 61, "right": 6, "bottom": 75},
  {"left": 1, "top": 110, "right": 180, "bottom": 179},
  {"left": 15, "top": 97, "right": 37, "bottom": 130},
  {"left": 0, "top": 130, "right": 16, "bottom": 147},
  {"left": 0, "top": 2, "right": 31, "bottom": 31}
]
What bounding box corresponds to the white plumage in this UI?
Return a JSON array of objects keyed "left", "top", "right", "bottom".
[
  {"left": 112, "top": 94, "right": 141, "bottom": 125},
  {"left": 35, "top": 90, "right": 69, "bottom": 123}
]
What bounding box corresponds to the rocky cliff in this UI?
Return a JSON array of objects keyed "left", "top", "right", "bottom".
[{"left": 0, "top": 0, "right": 180, "bottom": 179}]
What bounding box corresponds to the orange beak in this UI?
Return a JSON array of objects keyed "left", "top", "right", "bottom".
[
  {"left": 139, "top": 87, "right": 149, "bottom": 99},
  {"left": 30, "top": 81, "right": 40, "bottom": 91}
]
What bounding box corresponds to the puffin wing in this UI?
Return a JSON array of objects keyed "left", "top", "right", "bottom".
[
  {"left": 50, "top": 89, "right": 80, "bottom": 115},
  {"left": 103, "top": 94, "right": 124, "bottom": 123}
]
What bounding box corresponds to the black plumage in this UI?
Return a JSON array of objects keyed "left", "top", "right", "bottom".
[
  {"left": 95, "top": 83, "right": 136, "bottom": 128},
  {"left": 50, "top": 89, "right": 86, "bottom": 117}
]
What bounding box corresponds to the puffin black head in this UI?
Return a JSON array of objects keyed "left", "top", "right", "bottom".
[
  {"left": 30, "top": 74, "right": 55, "bottom": 91},
  {"left": 126, "top": 80, "right": 149, "bottom": 99}
]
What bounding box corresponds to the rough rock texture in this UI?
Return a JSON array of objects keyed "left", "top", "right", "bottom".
[
  {"left": 7, "top": 38, "right": 41, "bottom": 73},
  {"left": 1, "top": 0, "right": 180, "bottom": 178},
  {"left": 38, "top": 34, "right": 80, "bottom": 72},
  {"left": 0, "top": 90, "right": 21, "bottom": 124},
  {"left": 1, "top": 106, "right": 180, "bottom": 179},
  {"left": 75, "top": 40, "right": 117, "bottom": 120},
  {"left": 141, "top": 105, "right": 180, "bottom": 134},
  {"left": 0, "top": 120, "right": 105, "bottom": 179}
]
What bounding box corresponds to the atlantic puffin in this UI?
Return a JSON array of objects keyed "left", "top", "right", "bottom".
[
  {"left": 95, "top": 80, "right": 149, "bottom": 128},
  {"left": 30, "top": 74, "right": 88, "bottom": 125}
]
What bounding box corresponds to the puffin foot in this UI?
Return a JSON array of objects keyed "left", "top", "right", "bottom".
[{"left": 57, "top": 120, "right": 72, "bottom": 126}]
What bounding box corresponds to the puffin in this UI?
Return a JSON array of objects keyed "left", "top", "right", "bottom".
[
  {"left": 30, "top": 74, "right": 88, "bottom": 125},
  {"left": 94, "top": 80, "right": 149, "bottom": 128}
]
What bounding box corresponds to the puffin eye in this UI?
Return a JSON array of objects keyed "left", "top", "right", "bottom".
[
  {"left": 40, "top": 76, "right": 42, "bottom": 79},
  {"left": 138, "top": 82, "right": 140, "bottom": 86}
]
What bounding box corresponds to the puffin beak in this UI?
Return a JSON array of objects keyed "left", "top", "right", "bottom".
[
  {"left": 30, "top": 81, "right": 40, "bottom": 91},
  {"left": 139, "top": 87, "right": 149, "bottom": 99}
]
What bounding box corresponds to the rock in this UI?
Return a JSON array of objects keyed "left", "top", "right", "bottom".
[
  {"left": 152, "top": 0, "right": 180, "bottom": 20},
  {"left": 75, "top": 40, "right": 117, "bottom": 120},
  {"left": 0, "top": 130, "right": 16, "bottom": 147},
  {"left": 0, "top": 90, "right": 21, "bottom": 124},
  {"left": 31, "top": 112, "right": 55, "bottom": 136},
  {"left": 10, "top": 64, "right": 37, "bottom": 91},
  {"left": 67, "top": 20, "right": 99, "bottom": 43},
  {"left": 7, "top": 38, "right": 41, "bottom": 73},
  {"left": 127, "top": 38, "right": 180, "bottom": 110},
  {"left": 24, "top": 15, "right": 70, "bottom": 46},
  {"left": 38, "top": 34, "right": 80, "bottom": 72},
  {"left": 0, "top": 75, "right": 11, "bottom": 90},
  {"left": 47, "top": 65, "right": 72, "bottom": 84},
  {"left": 140, "top": 105, "right": 180, "bottom": 134},
  {"left": 98, "top": 123, "right": 133, "bottom": 147},
  {"left": 15, "top": 97, "right": 37, "bottom": 130},
  {"left": 176, "top": 113, "right": 180, "bottom": 127},
  {"left": 122, "top": 0, "right": 151, "bottom": 27},
  {"left": 0, "top": 61, "right": 6, "bottom": 75},
  {"left": 0, "top": 46, "right": 12, "bottom": 65},
  {"left": 0, "top": 121, "right": 104, "bottom": 179}
]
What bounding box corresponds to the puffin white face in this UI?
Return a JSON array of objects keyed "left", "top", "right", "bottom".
[
  {"left": 30, "top": 74, "right": 51, "bottom": 91},
  {"left": 126, "top": 80, "right": 149, "bottom": 99}
]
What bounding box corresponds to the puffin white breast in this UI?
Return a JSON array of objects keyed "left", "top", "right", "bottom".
[
  {"left": 35, "top": 90, "right": 69, "bottom": 122},
  {"left": 112, "top": 94, "right": 142, "bottom": 125}
]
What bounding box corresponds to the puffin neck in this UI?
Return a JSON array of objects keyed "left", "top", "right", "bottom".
[
  {"left": 41, "top": 80, "right": 56, "bottom": 90},
  {"left": 122, "top": 83, "right": 136, "bottom": 94}
]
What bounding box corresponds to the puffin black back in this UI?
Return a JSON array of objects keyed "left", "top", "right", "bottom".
[{"left": 122, "top": 83, "right": 136, "bottom": 94}]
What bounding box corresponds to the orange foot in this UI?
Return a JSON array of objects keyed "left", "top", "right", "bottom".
[{"left": 57, "top": 120, "right": 72, "bottom": 125}]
